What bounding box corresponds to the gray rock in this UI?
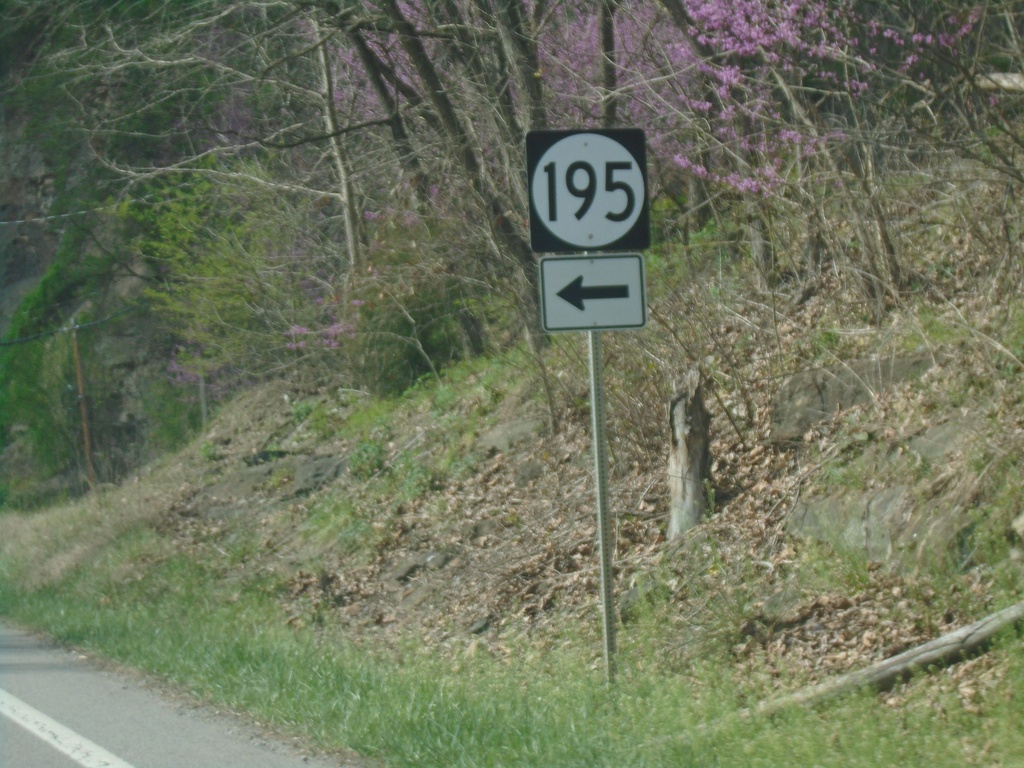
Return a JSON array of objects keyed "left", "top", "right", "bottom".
[
  {"left": 788, "top": 476, "right": 981, "bottom": 570},
  {"left": 463, "top": 518, "right": 500, "bottom": 541},
  {"left": 909, "top": 421, "right": 962, "bottom": 462},
  {"left": 789, "top": 486, "right": 909, "bottom": 563},
  {"left": 424, "top": 552, "right": 449, "bottom": 570},
  {"left": 514, "top": 461, "right": 545, "bottom": 487},
  {"left": 391, "top": 557, "right": 424, "bottom": 582},
  {"left": 292, "top": 455, "right": 346, "bottom": 496},
  {"left": 190, "top": 453, "right": 345, "bottom": 517},
  {"left": 400, "top": 585, "right": 431, "bottom": 609},
  {"left": 467, "top": 617, "right": 490, "bottom": 635},
  {"left": 771, "top": 354, "right": 939, "bottom": 443},
  {"left": 477, "top": 418, "right": 545, "bottom": 454}
]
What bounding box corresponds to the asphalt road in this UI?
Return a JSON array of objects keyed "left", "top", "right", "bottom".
[{"left": 0, "top": 622, "right": 359, "bottom": 768}]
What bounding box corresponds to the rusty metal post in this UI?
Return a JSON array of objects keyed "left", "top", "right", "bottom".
[{"left": 70, "top": 325, "right": 97, "bottom": 487}]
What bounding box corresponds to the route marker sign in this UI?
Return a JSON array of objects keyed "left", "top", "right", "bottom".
[
  {"left": 540, "top": 253, "right": 646, "bottom": 332},
  {"left": 527, "top": 129, "right": 649, "bottom": 253},
  {"left": 526, "top": 128, "right": 650, "bottom": 685}
]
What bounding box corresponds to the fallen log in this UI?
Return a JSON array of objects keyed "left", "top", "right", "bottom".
[
  {"left": 751, "top": 599, "right": 1024, "bottom": 717},
  {"left": 975, "top": 72, "right": 1024, "bottom": 93},
  {"left": 642, "top": 600, "right": 1024, "bottom": 750}
]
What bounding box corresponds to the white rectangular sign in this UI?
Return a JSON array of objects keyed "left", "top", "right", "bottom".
[{"left": 539, "top": 253, "right": 646, "bottom": 332}]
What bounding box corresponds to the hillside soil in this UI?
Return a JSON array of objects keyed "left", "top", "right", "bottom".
[{"left": 78, "top": 279, "right": 1022, "bottom": 716}]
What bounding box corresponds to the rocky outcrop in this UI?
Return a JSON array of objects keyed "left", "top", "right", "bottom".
[
  {"left": 768, "top": 353, "right": 984, "bottom": 569},
  {"left": 770, "top": 353, "right": 940, "bottom": 443},
  {"left": 187, "top": 453, "right": 347, "bottom": 518},
  {"left": 0, "top": 101, "right": 177, "bottom": 493},
  {"left": 787, "top": 420, "right": 977, "bottom": 569},
  {"left": 0, "top": 112, "right": 59, "bottom": 337}
]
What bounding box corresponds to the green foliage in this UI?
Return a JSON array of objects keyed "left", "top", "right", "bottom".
[
  {"left": 348, "top": 439, "right": 386, "bottom": 480},
  {"left": 999, "top": 309, "right": 1024, "bottom": 369},
  {"left": 3, "top": 0, "right": 227, "bottom": 166},
  {"left": 0, "top": 1, "right": 196, "bottom": 471},
  {"left": 290, "top": 399, "right": 315, "bottom": 423},
  {"left": 914, "top": 306, "right": 971, "bottom": 348},
  {"left": 126, "top": 167, "right": 482, "bottom": 397},
  {"left": 0, "top": 327, "right": 81, "bottom": 477},
  {"left": 2, "top": 66, "right": 81, "bottom": 192},
  {"left": 1, "top": 292, "right": 195, "bottom": 489},
  {"left": 128, "top": 171, "right": 319, "bottom": 377},
  {"left": 957, "top": 455, "right": 1024, "bottom": 590},
  {"left": 811, "top": 328, "right": 842, "bottom": 357},
  {"left": 199, "top": 441, "right": 221, "bottom": 462},
  {"left": 349, "top": 266, "right": 476, "bottom": 396},
  {"left": 4, "top": 530, "right": 1022, "bottom": 768},
  {"left": 0, "top": 210, "right": 146, "bottom": 481},
  {"left": 2, "top": 224, "right": 95, "bottom": 341},
  {"left": 430, "top": 384, "right": 460, "bottom": 416},
  {"left": 261, "top": 465, "right": 294, "bottom": 492},
  {"left": 141, "top": 376, "right": 204, "bottom": 455},
  {"left": 307, "top": 405, "right": 340, "bottom": 438},
  {"left": 303, "top": 492, "right": 382, "bottom": 563},
  {"left": 390, "top": 452, "right": 438, "bottom": 498},
  {"left": 0, "top": 1, "right": 48, "bottom": 79},
  {"left": 3, "top": 295, "right": 1024, "bottom": 766}
]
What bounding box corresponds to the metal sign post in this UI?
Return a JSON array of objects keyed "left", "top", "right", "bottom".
[{"left": 588, "top": 329, "right": 617, "bottom": 684}]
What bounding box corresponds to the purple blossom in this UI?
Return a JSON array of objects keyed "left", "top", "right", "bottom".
[{"left": 323, "top": 322, "right": 356, "bottom": 341}]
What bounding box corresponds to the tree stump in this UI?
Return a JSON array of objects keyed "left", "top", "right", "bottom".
[{"left": 668, "top": 368, "right": 712, "bottom": 540}]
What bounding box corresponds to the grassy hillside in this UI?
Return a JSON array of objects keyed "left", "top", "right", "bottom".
[{"left": 3, "top": 161, "right": 1024, "bottom": 764}]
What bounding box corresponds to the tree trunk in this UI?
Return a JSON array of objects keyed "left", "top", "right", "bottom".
[
  {"left": 378, "top": 0, "right": 541, "bottom": 333},
  {"left": 496, "top": 1, "right": 546, "bottom": 129},
  {"left": 600, "top": 0, "right": 618, "bottom": 127},
  {"left": 345, "top": 28, "right": 433, "bottom": 207},
  {"left": 747, "top": 208, "right": 776, "bottom": 286},
  {"left": 667, "top": 368, "right": 712, "bottom": 539},
  {"left": 314, "top": 23, "right": 361, "bottom": 274}
]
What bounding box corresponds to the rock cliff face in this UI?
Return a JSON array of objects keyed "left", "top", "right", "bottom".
[
  {"left": 0, "top": 109, "right": 59, "bottom": 337},
  {"left": 0, "top": 101, "right": 180, "bottom": 497}
]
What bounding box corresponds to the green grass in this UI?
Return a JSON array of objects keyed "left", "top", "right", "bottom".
[
  {"left": 2, "top": 497, "right": 1021, "bottom": 768},
  {"left": 301, "top": 491, "right": 384, "bottom": 564},
  {"left": 3, "top": 562, "right": 1021, "bottom": 768}
]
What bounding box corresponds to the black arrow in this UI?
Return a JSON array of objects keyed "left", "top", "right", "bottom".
[{"left": 556, "top": 275, "right": 630, "bottom": 311}]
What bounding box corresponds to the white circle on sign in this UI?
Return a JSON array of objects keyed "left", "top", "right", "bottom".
[{"left": 530, "top": 133, "right": 645, "bottom": 249}]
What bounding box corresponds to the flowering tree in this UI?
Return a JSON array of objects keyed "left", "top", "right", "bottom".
[
  {"left": 5, "top": 0, "right": 1017, "bottom": 489},
  {"left": 19, "top": 0, "right": 1012, "bottom": 379}
]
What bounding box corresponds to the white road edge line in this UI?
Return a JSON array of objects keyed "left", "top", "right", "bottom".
[{"left": 0, "top": 686, "right": 138, "bottom": 768}]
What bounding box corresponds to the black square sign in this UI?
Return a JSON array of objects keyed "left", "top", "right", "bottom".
[{"left": 526, "top": 128, "right": 649, "bottom": 253}]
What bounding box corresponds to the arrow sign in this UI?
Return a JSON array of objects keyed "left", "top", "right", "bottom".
[
  {"left": 540, "top": 254, "right": 646, "bottom": 332},
  {"left": 557, "top": 276, "right": 630, "bottom": 311}
]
